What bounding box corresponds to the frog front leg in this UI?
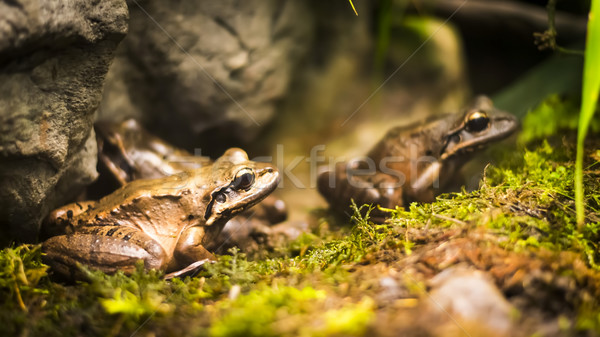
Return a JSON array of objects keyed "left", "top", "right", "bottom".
[
  {"left": 163, "top": 226, "right": 218, "bottom": 279},
  {"left": 42, "top": 225, "right": 168, "bottom": 280},
  {"left": 174, "top": 226, "right": 217, "bottom": 263}
]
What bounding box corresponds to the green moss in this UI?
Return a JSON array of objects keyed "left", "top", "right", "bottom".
[
  {"left": 520, "top": 94, "right": 580, "bottom": 144},
  {"left": 0, "top": 245, "right": 48, "bottom": 311},
  {"left": 298, "top": 204, "right": 388, "bottom": 269},
  {"left": 519, "top": 94, "right": 600, "bottom": 145},
  {"left": 209, "top": 285, "right": 374, "bottom": 337},
  {"left": 199, "top": 248, "right": 260, "bottom": 297},
  {"left": 209, "top": 285, "right": 326, "bottom": 337},
  {"left": 321, "top": 297, "right": 375, "bottom": 336},
  {"left": 85, "top": 264, "right": 174, "bottom": 320},
  {"left": 486, "top": 141, "right": 600, "bottom": 264}
]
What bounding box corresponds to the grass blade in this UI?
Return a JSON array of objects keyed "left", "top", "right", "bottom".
[
  {"left": 348, "top": 0, "right": 358, "bottom": 16},
  {"left": 576, "top": 0, "right": 600, "bottom": 227}
]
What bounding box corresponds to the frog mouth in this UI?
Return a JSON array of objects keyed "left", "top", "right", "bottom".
[{"left": 451, "top": 142, "right": 492, "bottom": 156}]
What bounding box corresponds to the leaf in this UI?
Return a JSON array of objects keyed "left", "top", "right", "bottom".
[{"left": 576, "top": 0, "right": 600, "bottom": 227}]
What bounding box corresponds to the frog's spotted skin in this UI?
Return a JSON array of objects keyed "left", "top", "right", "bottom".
[
  {"left": 318, "top": 96, "right": 518, "bottom": 220},
  {"left": 41, "top": 148, "right": 279, "bottom": 280}
]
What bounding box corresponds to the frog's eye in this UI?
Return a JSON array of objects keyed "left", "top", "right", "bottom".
[
  {"left": 465, "top": 110, "right": 490, "bottom": 132},
  {"left": 233, "top": 168, "right": 255, "bottom": 191}
]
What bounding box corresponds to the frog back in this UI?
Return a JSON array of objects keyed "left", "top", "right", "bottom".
[{"left": 74, "top": 169, "right": 212, "bottom": 254}]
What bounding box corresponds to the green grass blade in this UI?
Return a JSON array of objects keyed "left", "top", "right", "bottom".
[
  {"left": 348, "top": 0, "right": 358, "bottom": 16},
  {"left": 576, "top": 0, "right": 600, "bottom": 227}
]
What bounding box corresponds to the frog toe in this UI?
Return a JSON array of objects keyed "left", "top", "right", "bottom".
[{"left": 164, "top": 259, "right": 212, "bottom": 280}]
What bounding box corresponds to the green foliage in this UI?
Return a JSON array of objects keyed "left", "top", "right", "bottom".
[
  {"left": 210, "top": 285, "right": 374, "bottom": 337},
  {"left": 210, "top": 285, "right": 326, "bottom": 337},
  {"left": 100, "top": 287, "right": 171, "bottom": 318},
  {"left": 90, "top": 264, "right": 174, "bottom": 319},
  {"left": 483, "top": 142, "right": 583, "bottom": 251},
  {"left": 489, "top": 141, "right": 572, "bottom": 202},
  {"left": 0, "top": 245, "right": 48, "bottom": 311},
  {"left": 299, "top": 203, "right": 395, "bottom": 270},
  {"left": 576, "top": 0, "right": 600, "bottom": 226},
  {"left": 519, "top": 94, "right": 600, "bottom": 144},
  {"left": 320, "top": 297, "right": 374, "bottom": 336},
  {"left": 374, "top": 0, "right": 395, "bottom": 77},
  {"left": 577, "top": 301, "right": 600, "bottom": 332},
  {"left": 199, "top": 248, "right": 259, "bottom": 296},
  {"left": 281, "top": 232, "right": 322, "bottom": 257}
]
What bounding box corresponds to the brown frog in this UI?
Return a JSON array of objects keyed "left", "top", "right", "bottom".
[
  {"left": 41, "top": 148, "right": 279, "bottom": 279},
  {"left": 84, "top": 119, "right": 288, "bottom": 253},
  {"left": 94, "top": 119, "right": 213, "bottom": 186},
  {"left": 318, "top": 96, "right": 518, "bottom": 220}
]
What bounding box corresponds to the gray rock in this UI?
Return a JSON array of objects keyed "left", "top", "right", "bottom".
[
  {"left": 98, "top": 0, "right": 313, "bottom": 153},
  {"left": 426, "top": 266, "right": 515, "bottom": 335},
  {"left": 0, "top": 0, "right": 128, "bottom": 242}
]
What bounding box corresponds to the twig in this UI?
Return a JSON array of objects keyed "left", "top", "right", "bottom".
[
  {"left": 432, "top": 213, "right": 467, "bottom": 226},
  {"left": 534, "top": 0, "right": 584, "bottom": 55},
  {"left": 432, "top": 0, "right": 586, "bottom": 41}
]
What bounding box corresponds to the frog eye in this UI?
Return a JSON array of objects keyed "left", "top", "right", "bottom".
[
  {"left": 232, "top": 168, "right": 255, "bottom": 190},
  {"left": 465, "top": 110, "right": 490, "bottom": 132}
]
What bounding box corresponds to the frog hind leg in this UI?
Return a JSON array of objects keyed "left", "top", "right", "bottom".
[
  {"left": 318, "top": 165, "right": 402, "bottom": 221},
  {"left": 42, "top": 226, "right": 167, "bottom": 280},
  {"left": 318, "top": 164, "right": 367, "bottom": 216},
  {"left": 348, "top": 172, "right": 403, "bottom": 222}
]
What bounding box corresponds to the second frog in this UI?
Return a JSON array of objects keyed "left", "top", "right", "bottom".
[{"left": 318, "top": 96, "right": 518, "bottom": 220}]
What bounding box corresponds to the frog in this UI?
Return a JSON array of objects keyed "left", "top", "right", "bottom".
[
  {"left": 41, "top": 148, "right": 279, "bottom": 280},
  {"left": 93, "top": 118, "right": 213, "bottom": 187},
  {"left": 81, "top": 118, "right": 288, "bottom": 252},
  {"left": 317, "top": 96, "right": 518, "bottom": 220}
]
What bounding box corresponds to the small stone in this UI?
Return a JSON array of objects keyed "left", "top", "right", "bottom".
[{"left": 426, "top": 266, "right": 514, "bottom": 334}]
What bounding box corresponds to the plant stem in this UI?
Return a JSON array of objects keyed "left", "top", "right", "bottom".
[
  {"left": 576, "top": 0, "right": 600, "bottom": 227},
  {"left": 348, "top": 0, "right": 358, "bottom": 16},
  {"left": 535, "top": 0, "right": 585, "bottom": 55}
]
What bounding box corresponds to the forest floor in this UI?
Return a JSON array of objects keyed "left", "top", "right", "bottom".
[{"left": 2, "top": 97, "right": 600, "bottom": 337}]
